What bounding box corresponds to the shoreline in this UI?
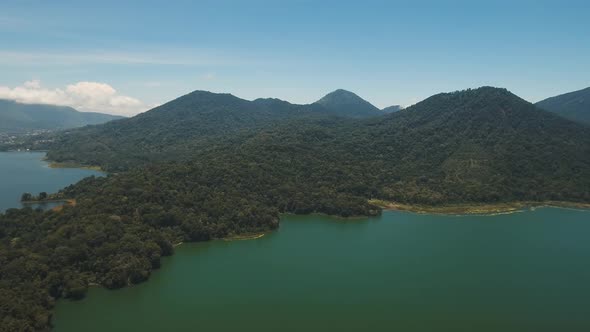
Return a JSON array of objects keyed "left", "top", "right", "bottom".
[
  {"left": 369, "top": 199, "right": 590, "bottom": 215},
  {"left": 22, "top": 198, "right": 77, "bottom": 211},
  {"left": 21, "top": 198, "right": 70, "bottom": 204},
  {"left": 0, "top": 151, "right": 104, "bottom": 171},
  {"left": 222, "top": 233, "right": 266, "bottom": 241}
]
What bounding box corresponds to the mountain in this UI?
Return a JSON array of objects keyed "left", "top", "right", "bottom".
[
  {"left": 536, "top": 87, "right": 590, "bottom": 124},
  {"left": 39, "top": 91, "right": 327, "bottom": 170},
  {"left": 381, "top": 105, "right": 402, "bottom": 113},
  {"left": 314, "top": 89, "right": 383, "bottom": 118},
  {"left": 0, "top": 99, "right": 124, "bottom": 133}
]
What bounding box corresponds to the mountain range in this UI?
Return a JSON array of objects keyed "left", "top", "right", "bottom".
[
  {"left": 0, "top": 99, "right": 124, "bottom": 133},
  {"left": 34, "top": 86, "right": 590, "bottom": 204},
  {"left": 3, "top": 85, "right": 590, "bottom": 330},
  {"left": 36, "top": 89, "right": 385, "bottom": 169}
]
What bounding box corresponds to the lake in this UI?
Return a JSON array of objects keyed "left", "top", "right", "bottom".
[
  {"left": 52, "top": 208, "right": 590, "bottom": 332},
  {"left": 0, "top": 152, "right": 103, "bottom": 211}
]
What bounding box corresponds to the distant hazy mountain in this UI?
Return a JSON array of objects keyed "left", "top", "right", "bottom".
[
  {"left": 381, "top": 105, "right": 402, "bottom": 113},
  {"left": 0, "top": 99, "right": 124, "bottom": 133},
  {"left": 535, "top": 87, "right": 590, "bottom": 124},
  {"left": 314, "top": 89, "right": 383, "bottom": 118}
]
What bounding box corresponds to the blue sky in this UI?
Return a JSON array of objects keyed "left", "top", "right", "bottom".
[{"left": 1, "top": 0, "right": 589, "bottom": 115}]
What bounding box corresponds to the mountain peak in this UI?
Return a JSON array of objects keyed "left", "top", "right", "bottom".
[
  {"left": 317, "top": 89, "right": 365, "bottom": 102},
  {"left": 314, "top": 89, "right": 382, "bottom": 118},
  {"left": 392, "top": 86, "right": 570, "bottom": 130},
  {"left": 424, "top": 86, "right": 522, "bottom": 106}
]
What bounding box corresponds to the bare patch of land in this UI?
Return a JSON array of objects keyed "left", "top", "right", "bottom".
[
  {"left": 369, "top": 199, "right": 590, "bottom": 215},
  {"left": 47, "top": 161, "right": 103, "bottom": 171}
]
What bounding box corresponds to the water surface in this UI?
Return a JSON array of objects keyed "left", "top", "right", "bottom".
[
  {"left": 0, "top": 152, "right": 103, "bottom": 211},
  {"left": 53, "top": 208, "right": 590, "bottom": 332}
]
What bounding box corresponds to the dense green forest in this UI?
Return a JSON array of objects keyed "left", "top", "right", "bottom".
[
  {"left": 1, "top": 87, "right": 590, "bottom": 330},
  {"left": 536, "top": 87, "right": 590, "bottom": 125}
]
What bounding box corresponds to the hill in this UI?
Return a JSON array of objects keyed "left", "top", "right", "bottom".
[
  {"left": 0, "top": 99, "right": 123, "bottom": 133},
  {"left": 314, "top": 89, "right": 384, "bottom": 118},
  {"left": 536, "top": 87, "right": 590, "bottom": 124}
]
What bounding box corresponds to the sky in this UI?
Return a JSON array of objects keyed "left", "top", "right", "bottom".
[{"left": 1, "top": 0, "right": 589, "bottom": 116}]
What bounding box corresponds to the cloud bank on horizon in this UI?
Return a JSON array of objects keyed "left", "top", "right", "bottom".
[{"left": 0, "top": 80, "right": 149, "bottom": 116}]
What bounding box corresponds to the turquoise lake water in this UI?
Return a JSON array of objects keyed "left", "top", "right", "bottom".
[{"left": 53, "top": 208, "right": 590, "bottom": 332}]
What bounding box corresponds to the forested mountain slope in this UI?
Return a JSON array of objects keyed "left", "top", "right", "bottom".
[
  {"left": 226, "top": 87, "right": 590, "bottom": 204},
  {"left": 536, "top": 87, "right": 590, "bottom": 124}
]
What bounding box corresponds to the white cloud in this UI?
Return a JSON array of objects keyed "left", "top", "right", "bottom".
[{"left": 0, "top": 80, "right": 148, "bottom": 116}]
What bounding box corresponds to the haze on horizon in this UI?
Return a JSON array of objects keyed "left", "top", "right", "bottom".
[{"left": 1, "top": 0, "right": 589, "bottom": 116}]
